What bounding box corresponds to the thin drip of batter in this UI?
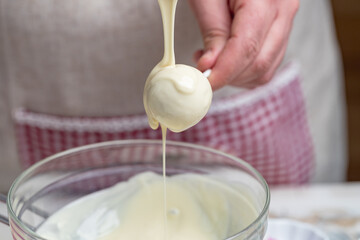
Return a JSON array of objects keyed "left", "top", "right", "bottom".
[
  {"left": 161, "top": 124, "right": 168, "bottom": 239},
  {"left": 144, "top": 1, "right": 212, "bottom": 238}
]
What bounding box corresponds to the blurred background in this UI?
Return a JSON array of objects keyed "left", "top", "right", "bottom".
[
  {"left": 0, "top": 0, "right": 358, "bottom": 187},
  {"left": 331, "top": 0, "right": 360, "bottom": 181}
]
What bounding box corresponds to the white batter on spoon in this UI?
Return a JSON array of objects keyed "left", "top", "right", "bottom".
[{"left": 143, "top": 0, "right": 212, "bottom": 133}]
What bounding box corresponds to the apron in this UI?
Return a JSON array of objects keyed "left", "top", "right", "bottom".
[{"left": 14, "top": 62, "right": 314, "bottom": 186}]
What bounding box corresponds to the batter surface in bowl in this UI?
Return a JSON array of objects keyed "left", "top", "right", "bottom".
[{"left": 37, "top": 172, "right": 258, "bottom": 240}]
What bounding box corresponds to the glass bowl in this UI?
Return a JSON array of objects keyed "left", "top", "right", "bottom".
[{"left": 3, "top": 140, "right": 270, "bottom": 240}]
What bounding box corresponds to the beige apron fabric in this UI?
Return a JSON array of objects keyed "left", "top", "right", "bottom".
[
  {"left": 0, "top": 0, "right": 347, "bottom": 192},
  {"left": 284, "top": 0, "right": 347, "bottom": 183}
]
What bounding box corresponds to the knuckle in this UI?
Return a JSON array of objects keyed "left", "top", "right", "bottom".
[
  {"left": 244, "top": 38, "right": 261, "bottom": 60},
  {"left": 203, "top": 28, "right": 228, "bottom": 46},
  {"left": 230, "top": 0, "right": 244, "bottom": 13},
  {"left": 257, "top": 75, "right": 272, "bottom": 85},
  {"left": 254, "top": 58, "right": 272, "bottom": 76}
]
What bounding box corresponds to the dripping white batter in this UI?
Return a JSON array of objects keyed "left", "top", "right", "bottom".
[{"left": 143, "top": 0, "right": 212, "bottom": 237}]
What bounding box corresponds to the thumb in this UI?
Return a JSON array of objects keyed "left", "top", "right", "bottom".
[{"left": 188, "top": 0, "right": 231, "bottom": 72}]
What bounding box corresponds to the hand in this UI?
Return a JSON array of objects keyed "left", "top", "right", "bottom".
[{"left": 188, "top": 0, "right": 299, "bottom": 90}]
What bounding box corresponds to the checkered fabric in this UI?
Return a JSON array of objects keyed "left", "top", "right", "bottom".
[{"left": 14, "top": 63, "right": 314, "bottom": 185}]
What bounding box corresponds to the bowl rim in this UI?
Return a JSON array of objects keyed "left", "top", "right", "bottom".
[{"left": 8, "top": 139, "right": 270, "bottom": 239}]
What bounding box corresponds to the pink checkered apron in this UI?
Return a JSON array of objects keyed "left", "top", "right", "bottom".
[{"left": 14, "top": 62, "right": 314, "bottom": 185}]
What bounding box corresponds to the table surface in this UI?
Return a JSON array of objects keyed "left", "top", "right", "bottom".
[
  {"left": 1, "top": 183, "right": 359, "bottom": 239},
  {"left": 269, "top": 182, "right": 360, "bottom": 239}
]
